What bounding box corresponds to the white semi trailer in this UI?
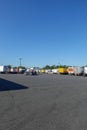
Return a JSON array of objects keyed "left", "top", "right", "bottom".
[
  {"left": 52, "top": 69, "right": 59, "bottom": 74},
  {"left": 74, "top": 66, "right": 84, "bottom": 76},
  {"left": 0, "top": 66, "right": 8, "bottom": 73},
  {"left": 84, "top": 67, "right": 87, "bottom": 76}
]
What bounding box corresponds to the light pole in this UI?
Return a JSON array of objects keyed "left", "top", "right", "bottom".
[
  {"left": 19, "top": 58, "right": 22, "bottom": 66},
  {"left": 58, "top": 62, "right": 61, "bottom": 67}
]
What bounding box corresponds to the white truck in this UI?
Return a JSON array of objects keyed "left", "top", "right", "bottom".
[
  {"left": 0, "top": 65, "right": 8, "bottom": 73},
  {"left": 83, "top": 67, "right": 87, "bottom": 76},
  {"left": 74, "top": 66, "right": 84, "bottom": 76},
  {"left": 52, "top": 69, "right": 59, "bottom": 74}
]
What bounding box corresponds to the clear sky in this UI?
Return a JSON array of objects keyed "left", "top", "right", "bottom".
[{"left": 0, "top": 0, "right": 87, "bottom": 67}]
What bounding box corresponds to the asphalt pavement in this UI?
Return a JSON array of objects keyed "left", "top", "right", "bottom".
[{"left": 0, "top": 74, "right": 87, "bottom": 130}]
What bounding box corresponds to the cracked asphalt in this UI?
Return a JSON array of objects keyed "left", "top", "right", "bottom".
[{"left": 0, "top": 74, "right": 87, "bottom": 130}]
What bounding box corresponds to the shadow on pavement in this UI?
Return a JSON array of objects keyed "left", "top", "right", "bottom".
[{"left": 0, "top": 78, "right": 28, "bottom": 91}]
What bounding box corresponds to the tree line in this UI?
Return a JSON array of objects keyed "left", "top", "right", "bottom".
[
  {"left": 8, "top": 64, "right": 69, "bottom": 70},
  {"left": 42, "top": 65, "right": 68, "bottom": 69}
]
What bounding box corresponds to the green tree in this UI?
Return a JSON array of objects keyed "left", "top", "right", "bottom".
[
  {"left": 8, "top": 65, "right": 12, "bottom": 69},
  {"left": 18, "top": 66, "right": 26, "bottom": 69}
]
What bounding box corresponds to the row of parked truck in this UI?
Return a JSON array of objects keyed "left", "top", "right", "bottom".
[
  {"left": 0, "top": 66, "right": 40, "bottom": 75},
  {"left": 41, "top": 66, "right": 87, "bottom": 76},
  {"left": 0, "top": 66, "right": 25, "bottom": 74},
  {"left": 0, "top": 65, "right": 87, "bottom": 76}
]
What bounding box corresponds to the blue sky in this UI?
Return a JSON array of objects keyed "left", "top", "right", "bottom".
[{"left": 0, "top": 0, "right": 87, "bottom": 67}]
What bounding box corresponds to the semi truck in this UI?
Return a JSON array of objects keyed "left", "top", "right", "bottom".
[
  {"left": 52, "top": 69, "right": 59, "bottom": 74},
  {"left": 67, "top": 67, "right": 75, "bottom": 75},
  {"left": 58, "top": 67, "right": 68, "bottom": 74},
  {"left": 83, "top": 67, "right": 87, "bottom": 76},
  {"left": 0, "top": 66, "right": 8, "bottom": 73},
  {"left": 74, "top": 66, "right": 84, "bottom": 76}
]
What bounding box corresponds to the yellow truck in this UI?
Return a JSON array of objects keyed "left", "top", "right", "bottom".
[
  {"left": 58, "top": 67, "right": 68, "bottom": 74},
  {"left": 41, "top": 69, "right": 45, "bottom": 73}
]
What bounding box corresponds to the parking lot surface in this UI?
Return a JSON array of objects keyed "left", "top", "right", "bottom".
[{"left": 0, "top": 74, "right": 87, "bottom": 130}]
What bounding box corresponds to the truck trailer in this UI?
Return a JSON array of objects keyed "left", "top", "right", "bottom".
[
  {"left": 58, "top": 67, "right": 68, "bottom": 74},
  {"left": 67, "top": 67, "right": 75, "bottom": 75},
  {"left": 83, "top": 67, "right": 87, "bottom": 76},
  {"left": 0, "top": 66, "right": 8, "bottom": 73},
  {"left": 74, "top": 66, "right": 84, "bottom": 76}
]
